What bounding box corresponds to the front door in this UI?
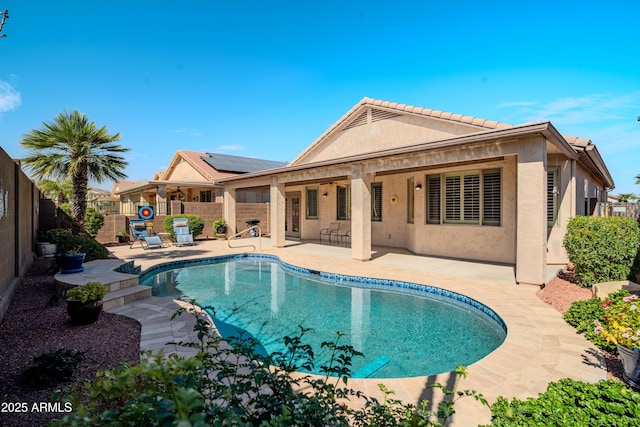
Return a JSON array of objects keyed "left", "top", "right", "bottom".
[{"left": 285, "top": 192, "right": 301, "bottom": 239}]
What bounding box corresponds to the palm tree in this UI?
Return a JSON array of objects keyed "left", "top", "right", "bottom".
[
  {"left": 21, "top": 110, "right": 129, "bottom": 231},
  {"left": 37, "top": 178, "right": 73, "bottom": 205},
  {"left": 617, "top": 193, "right": 638, "bottom": 202}
]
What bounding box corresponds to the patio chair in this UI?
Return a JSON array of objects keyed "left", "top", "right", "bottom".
[
  {"left": 129, "top": 219, "right": 163, "bottom": 250},
  {"left": 320, "top": 222, "right": 340, "bottom": 245},
  {"left": 337, "top": 230, "right": 351, "bottom": 247},
  {"left": 173, "top": 217, "right": 194, "bottom": 246}
]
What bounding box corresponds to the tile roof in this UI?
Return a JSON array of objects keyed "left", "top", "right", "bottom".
[
  {"left": 176, "top": 150, "right": 219, "bottom": 181},
  {"left": 291, "top": 97, "right": 513, "bottom": 165},
  {"left": 359, "top": 97, "right": 513, "bottom": 129}
]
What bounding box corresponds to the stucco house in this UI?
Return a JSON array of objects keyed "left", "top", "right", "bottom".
[
  {"left": 218, "top": 97, "right": 614, "bottom": 286},
  {"left": 114, "top": 150, "right": 286, "bottom": 216}
]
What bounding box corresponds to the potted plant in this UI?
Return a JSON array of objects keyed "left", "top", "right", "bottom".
[
  {"left": 116, "top": 228, "right": 130, "bottom": 243},
  {"left": 56, "top": 247, "right": 86, "bottom": 274},
  {"left": 66, "top": 281, "right": 108, "bottom": 324},
  {"left": 213, "top": 218, "right": 227, "bottom": 237},
  {"left": 595, "top": 293, "right": 640, "bottom": 389}
]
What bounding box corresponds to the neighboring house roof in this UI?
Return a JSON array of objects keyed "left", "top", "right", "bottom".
[
  {"left": 202, "top": 152, "right": 287, "bottom": 173},
  {"left": 115, "top": 150, "right": 287, "bottom": 195},
  {"left": 112, "top": 180, "right": 146, "bottom": 194},
  {"left": 165, "top": 150, "right": 287, "bottom": 182}
]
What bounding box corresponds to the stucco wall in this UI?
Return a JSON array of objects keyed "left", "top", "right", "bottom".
[
  {"left": 295, "top": 156, "right": 516, "bottom": 264},
  {"left": 302, "top": 114, "right": 481, "bottom": 164},
  {"left": 169, "top": 159, "right": 209, "bottom": 181}
]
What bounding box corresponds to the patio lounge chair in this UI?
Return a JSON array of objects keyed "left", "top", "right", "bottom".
[
  {"left": 173, "top": 217, "right": 194, "bottom": 246},
  {"left": 129, "top": 219, "right": 163, "bottom": 250},
  {"left": 320, "top": 222, "right": 340, "bottom": 245}
]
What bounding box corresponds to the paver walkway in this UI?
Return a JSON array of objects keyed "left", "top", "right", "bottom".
[{"left": 103, "top": 238, "right": 606, "bottom": 426}]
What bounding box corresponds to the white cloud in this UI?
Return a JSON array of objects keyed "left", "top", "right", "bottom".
[
  {"left": 170, "top": 129, "right": 202, "bottom": 137},
  {"left": 215, "top": 144, "right": 245, "bottom": 152},
  {"left": 497, "top": 101, "right": 537, "bottom": 108},
  {"left": 0, "top": 80, "right": 21, "bottom": 113},
  {"left": 499, "top": 92, "right": 640, "bottom": 127}
]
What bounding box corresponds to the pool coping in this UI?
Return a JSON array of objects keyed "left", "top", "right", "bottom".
[{"left": 106, "top": 239, "right": 608, "bottom": 426}]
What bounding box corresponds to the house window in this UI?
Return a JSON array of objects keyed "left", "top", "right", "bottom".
[
  {"left": 199, "top": 190, "right": 212, "bottom": 203},
  {"left": 427, "top": 169, "right": 501, "bottom": 226},
  {"left": 426, "top": 174, "right": 441, "bottom": 224},
  {"left": 371, "top": 182, "right": 382, "bottom": 222},
  {"left": 306, "top": 187, "right": 318, "bottom": 219},
  {"left": 336, "top": 185, "right": 351, "bottom": 220},
  {"left": 548, "top": 168, "right": 559, "bottom": 227},
  {"left": 482, "top": 170, "right": 501, "bottom": 226},
  {"left": 407, "top": 177, "right": 414, "bottom": 224}
]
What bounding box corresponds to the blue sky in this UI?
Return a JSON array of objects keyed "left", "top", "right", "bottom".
[{"left": 1, "top": 1, "right": 639, "bottom": 194}]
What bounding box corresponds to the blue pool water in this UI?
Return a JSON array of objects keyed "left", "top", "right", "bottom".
[{"left": 140, "top": 255, "right": 506, "bottom": 378}]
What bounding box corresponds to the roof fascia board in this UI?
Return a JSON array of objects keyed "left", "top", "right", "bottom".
[
  {"left": 115, "top": 180, "right": 220, "bottom": 195},
  {"left": 538, "top": 123, "right": 579, "bottom": 160},
  {"left": 219, "top": 122, "right": 567, "bottom": 184},
  {"left": 583, "top": 145, "right": 615, "bottom": 189}
]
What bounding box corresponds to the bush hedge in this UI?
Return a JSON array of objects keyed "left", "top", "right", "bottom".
[
  {"left": 483, "top": 378, "right": 640, "bottom": 426},
  {"left": 563, "top": 216, "right": 640, "bottom": 287},
  {"left": 162, "top": 214, "right": 205, "bottom": 240},
  {"left": 45, "top": 228, "right": 110, "bottom": 262}
]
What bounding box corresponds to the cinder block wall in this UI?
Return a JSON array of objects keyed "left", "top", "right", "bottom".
[
  {"left": 0, "top": 147, "right": 40, "bottom": 324},
  {"left": 94, "top": 202, "right": 269, "bottom": 243}
]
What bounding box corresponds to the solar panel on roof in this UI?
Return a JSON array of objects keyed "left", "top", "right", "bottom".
[{"left": 202, "top": 153, "right": 287, "bottom": 173}]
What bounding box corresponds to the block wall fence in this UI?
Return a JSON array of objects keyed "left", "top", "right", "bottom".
[
  {"left": 94, "top": 202, "right": 269, "bottom": 243},
  {"left": 0, "top": 147, "right": 41, "bottom": 324}
]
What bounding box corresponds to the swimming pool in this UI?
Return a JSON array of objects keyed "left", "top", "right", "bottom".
[{"left": 140, "top": 254, "right": 506, "bottom": 378}]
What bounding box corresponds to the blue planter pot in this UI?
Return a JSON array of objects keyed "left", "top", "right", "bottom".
[
  {"left": 56, "top": 253, "right": 86, "bottom": 274},
  {"left": 618, "top": 344, "right": 640, "bottom": 390}
]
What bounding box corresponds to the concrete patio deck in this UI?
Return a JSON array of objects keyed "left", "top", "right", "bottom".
[{"left": 102, "top": 237, "right": 605, "bottom": 426}]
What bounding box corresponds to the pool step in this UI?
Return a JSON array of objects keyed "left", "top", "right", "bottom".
[
  {"left": 104, "top": 285, "right": 152, "bottom": 311},
  {"left": 352, "top": 355, "right": 391, "bottom": 378}
]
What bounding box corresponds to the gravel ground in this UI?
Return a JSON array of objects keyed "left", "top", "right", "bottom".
[
  {"left": 0, "top": 259, "right": 628, "bottom": 426},
  {"left": 0, "top": 257, "right": 140, "bottom": 427}
]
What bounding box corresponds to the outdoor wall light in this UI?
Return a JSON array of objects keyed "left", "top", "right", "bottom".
[
  {"left": 415, "top": 184, "right": 422, "bottom": 191},
  {"left": 323, "top": 192, "right": 328, "bottom": 198}
]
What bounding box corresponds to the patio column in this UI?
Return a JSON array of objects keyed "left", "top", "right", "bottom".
[
  {"left": 270, "top": 177, "right": 286, "bottom": 248},
  {"left": 224, "top": 187, "right": 236, "bottom": 239},
  {"left": 351, "top": 165, "right": 373, "bottom": 261},
  {"left": 156, "top": 185, "right": 167, "bottom": 215},
  {"left": 516, "top": 137, "right": 547, "bottom": 286}
]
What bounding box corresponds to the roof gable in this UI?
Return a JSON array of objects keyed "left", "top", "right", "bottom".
[{"left": 290, "top": 97, "right": 513, "bottom": 165}]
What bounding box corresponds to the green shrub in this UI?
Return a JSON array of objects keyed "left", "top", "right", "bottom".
[
  {"left": 51, "top": 301, "right": 487, "bottom": 426},
  {"left": 563, "top": 290, "right": 631, "bottom": 354},
  {"left": 162, "top": 215, "right": 205, "bottom": 239},
  {"left": 84, "top": 208, "right": 104, "bottom": 238},
  {"left": 23, "top": 348, "right": 85, "bottom": 388},
  {"left": 563, "top": 216, "right": 640, "bottom": 287},
  {"left": 45, "top": 228, "right": 109, "bottom": 262},
  {"left": 58, "top": 203, "right": 72, "bottom": 216},
  {"left": 66, "top": 282, "right": 108, "bottom": 303},
  {"left": 483, "top": 378, "right": 640, "bottom": 426}
]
